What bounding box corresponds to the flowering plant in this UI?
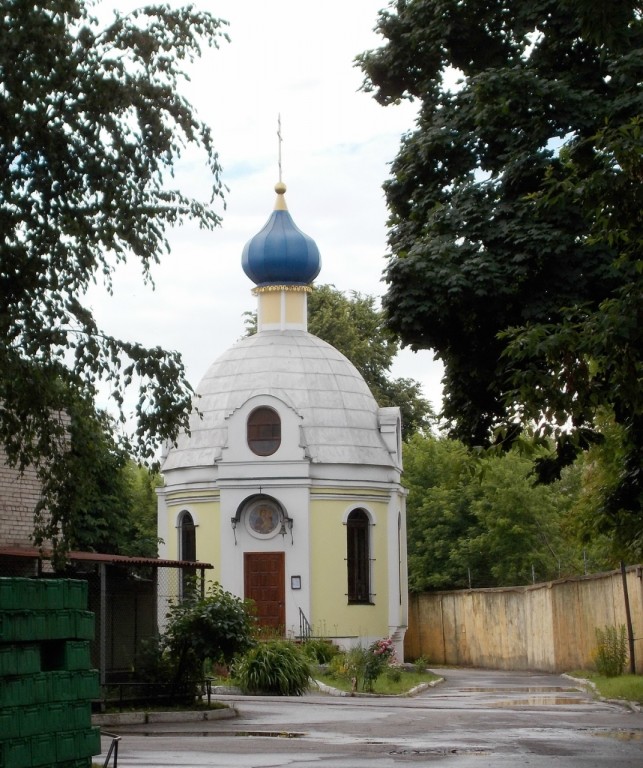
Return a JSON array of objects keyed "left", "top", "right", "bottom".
[
  {"left": 362, "top": 637, "right": 397, "bottom": 690},
  {"left": 370, "top": 636, "right": 397, "bottom": 663}
]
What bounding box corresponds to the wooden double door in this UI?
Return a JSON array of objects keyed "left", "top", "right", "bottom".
[{"left": 244, "top": 552, "right": 285, "bottom": 633}]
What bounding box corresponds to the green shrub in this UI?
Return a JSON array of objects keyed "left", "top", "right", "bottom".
[
  {"left": 385, "top": 666, "right": 402, "bottom": 683},
  {"left": 162, "top": 582, "right": 257, "bottom": 690},
  {"left": 325, "top": 638, "right": 399, "bottom": 692},
  {"left": 234, "top": 640, "right": 311, "bottom": 695},
  {"left": 302, "top": 638, "right": 339, "bottom": 664},
  {"left": 593, "top": 624, "right": 628, "bottom": 677},
  {"left": 135, "top": 633, "right": 175, "bottom": 683}
]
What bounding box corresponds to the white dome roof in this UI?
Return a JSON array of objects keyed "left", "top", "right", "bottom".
[{"left": 162, "top": 329, "right": 394, "bottom": 471}]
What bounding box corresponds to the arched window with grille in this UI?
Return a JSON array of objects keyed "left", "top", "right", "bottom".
[{"left": 346, "top": 509, "right": 371, "bottom": 604}]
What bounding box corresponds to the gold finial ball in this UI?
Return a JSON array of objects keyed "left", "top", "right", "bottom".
[{"left": 275, "top": 181, "right": 287, "bottom": 195}]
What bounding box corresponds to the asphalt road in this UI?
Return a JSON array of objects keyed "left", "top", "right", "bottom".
[{"left": 98, "top": 667, "right": 643, "bottom": 767}]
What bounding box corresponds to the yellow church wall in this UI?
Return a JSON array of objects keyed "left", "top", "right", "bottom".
[
  {"left": 310, "top": 495, "right": 390, "bottom": 642},
  {"left": 163, "top": 495, "right": 222, "bottom": 585}
]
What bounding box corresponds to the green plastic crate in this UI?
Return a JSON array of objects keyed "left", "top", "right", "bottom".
[
  {"left": 46, "top": 610, "right": 74, "bottom": 639},
  {"left": 0, "top": 737, "right": 31, "bottom": 768},
  {"left": 47, "top": 670, "right": 74, "bottom": 702},
  {"left": 28, "top": 732, "right": 57, "bottom": 767},
  {"left": 63, "top": 581, "right": 88, "bottom": 611},
  {"left": 0, "top": 706, "right": 20, "bottom": 739},
  {"left": 73, "top": 612, "right": 95, "bottom": 641},
  {"left": 18, "top": 645, "right": 41, "bottom": 676},
  {"left": 41, "top": 581, "right": 66, "bottom": 610},
  {"left": 44, "top": 702, "right": 67, "bottom": 733},
  {"left": 63, "top": 641, "right": 91, "bottom": 671},
  {"left": 0, "top": 676, "right": 28, "bottom": 707},
  {"left": 67, "top": 701, "right": 92, "bottom": 730},
  {"left": 31, "top": 611, "right": 47, "bottom": 640},
  {"left": 75, "top": 670, "right": 100, "bottom": 700},
  {"left": 0, "top": 645, "right": 18, "bottom": 676},
  {"left": 76, "top": 727, "right": 102, "bottom": 759},
  {"left": 17, "top": 705, "right": 41, "bottom": 737},
  {"left": 56, "top": 730, "right": 78, "bottom": 763},
  {"left": 0, "top": 644, "right": 41, "bottom": 676},
  {"left": 0, "top": 611, "right": 31, "bottom": 642},
  {"left": 28, "top": 673, "right": 50, "bottom": 705},
  {"left": 0, "top": 579, "right": 47, "bottom": 610},
  {"left": 0, "top": 579, "right": 24, "bottom": 610}
]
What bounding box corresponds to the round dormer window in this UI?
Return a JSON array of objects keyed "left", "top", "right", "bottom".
[{"left": 247, "top": 406, "right": 281, "bottom": 456}]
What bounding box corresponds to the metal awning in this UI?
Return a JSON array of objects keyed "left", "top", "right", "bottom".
[{"left": 0, "top": 546, "right": 213, "bottom": 570}]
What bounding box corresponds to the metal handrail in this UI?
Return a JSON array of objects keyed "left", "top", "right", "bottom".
[
  {"left": 101, "top": 732, "right": 121, "bottom": 768},
  {"left": 299, "top": 607, "right": 312, "bottom": 641}
]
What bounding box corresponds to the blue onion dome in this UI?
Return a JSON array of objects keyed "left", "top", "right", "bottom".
[{"left": 241, "top": 182, "right": 321, "bottom": 287}]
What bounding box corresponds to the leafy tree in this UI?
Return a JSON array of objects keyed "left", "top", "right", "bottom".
[
  {"left": 36, "top": 392, "right": 132, "bottom": 557},
  {"left": 37, "top": 389, "right": 162, "bottom": 560},
  {"left": 403, "top": 433, "right": 579, "bottom": 590},
  {"left": 162, "top": 582, "right": 256, "bottom": 688},
  {"left": 567, "top": 413, "right": 642, "bottom": 565},
  {"left": 245, "top": 283, "right": 434, "bottom": 437},
  {"left": 309, "top": 284, "right": 433, "bottom": 437},
  {"left": 120, "top": 460, "right": 164, "bottom": 558},
  {"left": 0, "top": 1, "right": 228, "bottom": 555},
  {"left": 403, "top": 433, "right": 481, "bottom": 590},
  {"left": 466, "top": 451, "right": 575, "bottom": 586},
  {"left": 358, "top": 1, "right": 642, "bottom": 535}
]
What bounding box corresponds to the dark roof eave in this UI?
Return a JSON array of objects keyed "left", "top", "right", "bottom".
[{"left": 0, "top": 546, "right": 213, "bottom": 570}]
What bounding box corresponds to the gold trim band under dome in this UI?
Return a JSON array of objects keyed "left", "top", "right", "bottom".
[{"left": 252, "top": 284, "right": 313, "bottom": 295}]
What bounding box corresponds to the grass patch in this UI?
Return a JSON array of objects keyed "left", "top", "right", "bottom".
[
  {"left": 567, "top": 670, "right": 643, "bottom": 704},
  {"left": 314, "top": 668, "right": 440, "bottom": 695}
]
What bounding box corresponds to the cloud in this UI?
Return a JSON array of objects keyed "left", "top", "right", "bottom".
[{"left": 89, "top": 0, "right": 444, "bottom": 419}]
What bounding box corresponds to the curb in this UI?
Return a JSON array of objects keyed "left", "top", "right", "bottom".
[
  {"left": 93, "top": 705, "right": 238, "bottom": 727},
  {"left": 312, "top": 676, "right": 444, "bottom": 698},
  {"left": 561, "top": 673, "right": 642, "bottom": 713}
]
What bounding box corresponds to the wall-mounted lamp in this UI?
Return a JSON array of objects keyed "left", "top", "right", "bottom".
[
  {"left": 230, "top": 516, "right": 238, "bottom": 546},
  {"left": 280, "top": 515, "right": 294, "bottom": 545}
]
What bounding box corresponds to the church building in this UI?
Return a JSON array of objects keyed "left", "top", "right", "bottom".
[{"left": 157, "top": 179, "right": 408, "bottom": 656}]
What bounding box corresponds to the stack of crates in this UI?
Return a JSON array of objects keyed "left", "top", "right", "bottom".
[{"left": 0, "top": 578, "right": 101, "bottom": 768}]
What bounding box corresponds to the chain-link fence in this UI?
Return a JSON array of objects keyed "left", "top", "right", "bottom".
[{"left": 0, "top": 551, "right": 211, "bottom": 704}]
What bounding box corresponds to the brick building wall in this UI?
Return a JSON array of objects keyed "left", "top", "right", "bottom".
[{"left": 0, "top": 443, "right": 43, "bottom": 548}]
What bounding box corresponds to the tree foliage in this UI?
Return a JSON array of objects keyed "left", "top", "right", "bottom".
[
  {"left": 163, "top": 582, "right": 256, "bottom": 686},
  {"left": 358, "top": 1, "right": 642, "bottom": 535},
  {"left": 309, "top": 285, "right": 434, "bottom": 437},
  {"left": 567, "top": 413, "right": 642, "bottom": 564},
  {"left": 0, "top": 1, "right": 228, "bottom": 555},
  {"left": 33, "top": 389, "right": 163, "bottom": 562},
  {"left": 403, "top": 433, "right": 581, "bottom": 591}
]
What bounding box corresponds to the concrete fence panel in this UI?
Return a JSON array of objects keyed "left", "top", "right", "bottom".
[{"left": 406, "top": 566, "right": 643, "bottom": 673}]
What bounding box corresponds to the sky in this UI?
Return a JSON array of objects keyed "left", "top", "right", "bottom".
[{"left": 89, "top": 0, "right": 445, "bottom": 418}]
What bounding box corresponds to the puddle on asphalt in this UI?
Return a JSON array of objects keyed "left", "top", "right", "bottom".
[
  {"left": 138, "top": 731, "right": 305, "bottom": 738},
  {"left": 458, "top": 687, "right": 576, "bottom": 693},
  {"left": 593, "top": 729, "right": 643, "bottom": 742},
  {"left": 389, "top": 747, "right": 491, "bottom": 756},
  {"left": 490, "top": 696, "right": 587, "bottom": 706}
]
